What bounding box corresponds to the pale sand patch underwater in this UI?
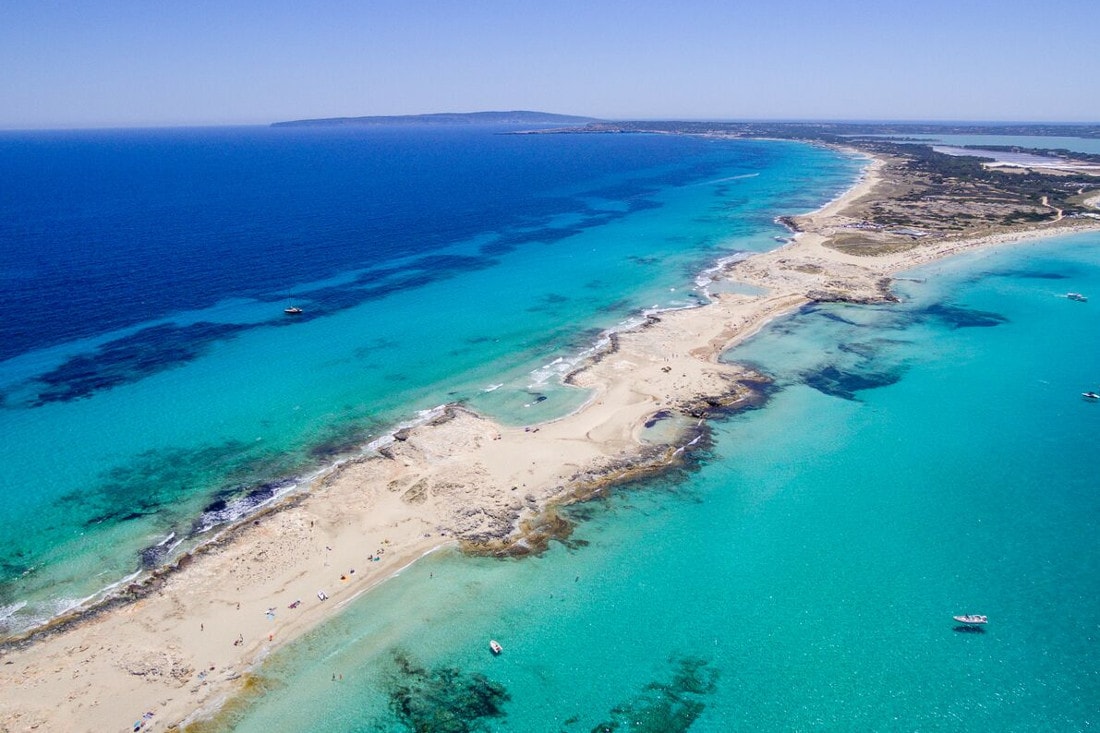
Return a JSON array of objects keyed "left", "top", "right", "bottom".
[{"left": 1, "top": 152, "right": 1098, "bottom": 732}]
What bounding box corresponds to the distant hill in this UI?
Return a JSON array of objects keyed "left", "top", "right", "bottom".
[{"left": 272, "top": 111, "right": 599, "bottom": 127}]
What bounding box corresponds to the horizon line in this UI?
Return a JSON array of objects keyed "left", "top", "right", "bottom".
[{"left": 3, "top": 115, "right": 1100, "bottom": 134}]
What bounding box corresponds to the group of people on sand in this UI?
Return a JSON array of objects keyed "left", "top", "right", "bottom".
[{"left": 231, "top": 543, "right": 393, "bottom": 649}]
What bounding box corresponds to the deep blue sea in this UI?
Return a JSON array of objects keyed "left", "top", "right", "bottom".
[{"left": 0, "top": 125, "right": 857, "bottom": 638}]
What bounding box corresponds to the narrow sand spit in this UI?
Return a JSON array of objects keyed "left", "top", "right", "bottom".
[{"left": 1, "top": 154, "right": 1097, "bottom": 732}]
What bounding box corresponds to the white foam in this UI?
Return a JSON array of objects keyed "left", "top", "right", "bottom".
[
  {"left": 695, "top": 251, "right": 752, "bottom": 293},
  {"left": 364, "top": 404, "right": 450, "bottom": 453},
  {"left": 193, "top": 481, "right": 300, "bottom": 535},
  {"left": 0, "top": 600, "right": 27, "bottom": 624}
]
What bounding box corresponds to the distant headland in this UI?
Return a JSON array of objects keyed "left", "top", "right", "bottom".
[{"left": 271, "top": 110, "right": 600, "bottom": 127}]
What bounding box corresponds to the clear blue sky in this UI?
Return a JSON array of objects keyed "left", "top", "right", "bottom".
[{"left": 2, "top": 0, "right": 1097, "bottom": 129}]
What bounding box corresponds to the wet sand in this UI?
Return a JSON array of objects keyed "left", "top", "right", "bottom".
[{"left": 1, "top": 152, "right": 1098, "bottom": 732}]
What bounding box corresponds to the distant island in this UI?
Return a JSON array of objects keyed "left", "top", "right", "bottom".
[{"left": 271, "top": 110, "right": 600, "bottom": 127}]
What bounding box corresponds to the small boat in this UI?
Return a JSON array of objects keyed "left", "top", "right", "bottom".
[
  {"left": 489, "top": 639, "right": 503, "bottom": 655},
  {"left": 1066, "top": 292, "right": 1088, "bottom": 302},
  {"left": 284, "top": 306, "right": 303, "bottom": 315},
  {"left": 1083, "top": 392, "right": 1100, "bottom": 401},
  {"left": 952, "top": 614, "right": 988, "bottom": 625}
]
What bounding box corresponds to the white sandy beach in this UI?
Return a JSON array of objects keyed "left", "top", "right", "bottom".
[{"left": 1, "top": 153, "right": 1098, "bottom": 733}]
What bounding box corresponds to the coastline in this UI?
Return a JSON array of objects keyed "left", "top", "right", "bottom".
[{"left": 2, "top": 152, "right": 1099, "bottom": 732}]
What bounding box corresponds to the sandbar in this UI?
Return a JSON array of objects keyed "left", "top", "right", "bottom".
[{"left": 1, "top": 151, "right": 1098, "bottom": 732}]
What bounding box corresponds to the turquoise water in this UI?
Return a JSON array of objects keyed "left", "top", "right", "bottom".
[
  {"left": 0, "top": 130, "right": 859, "bottom": 637},
  {"left": 221, "top": 231, "right": 1100, "bottom": 731}
]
